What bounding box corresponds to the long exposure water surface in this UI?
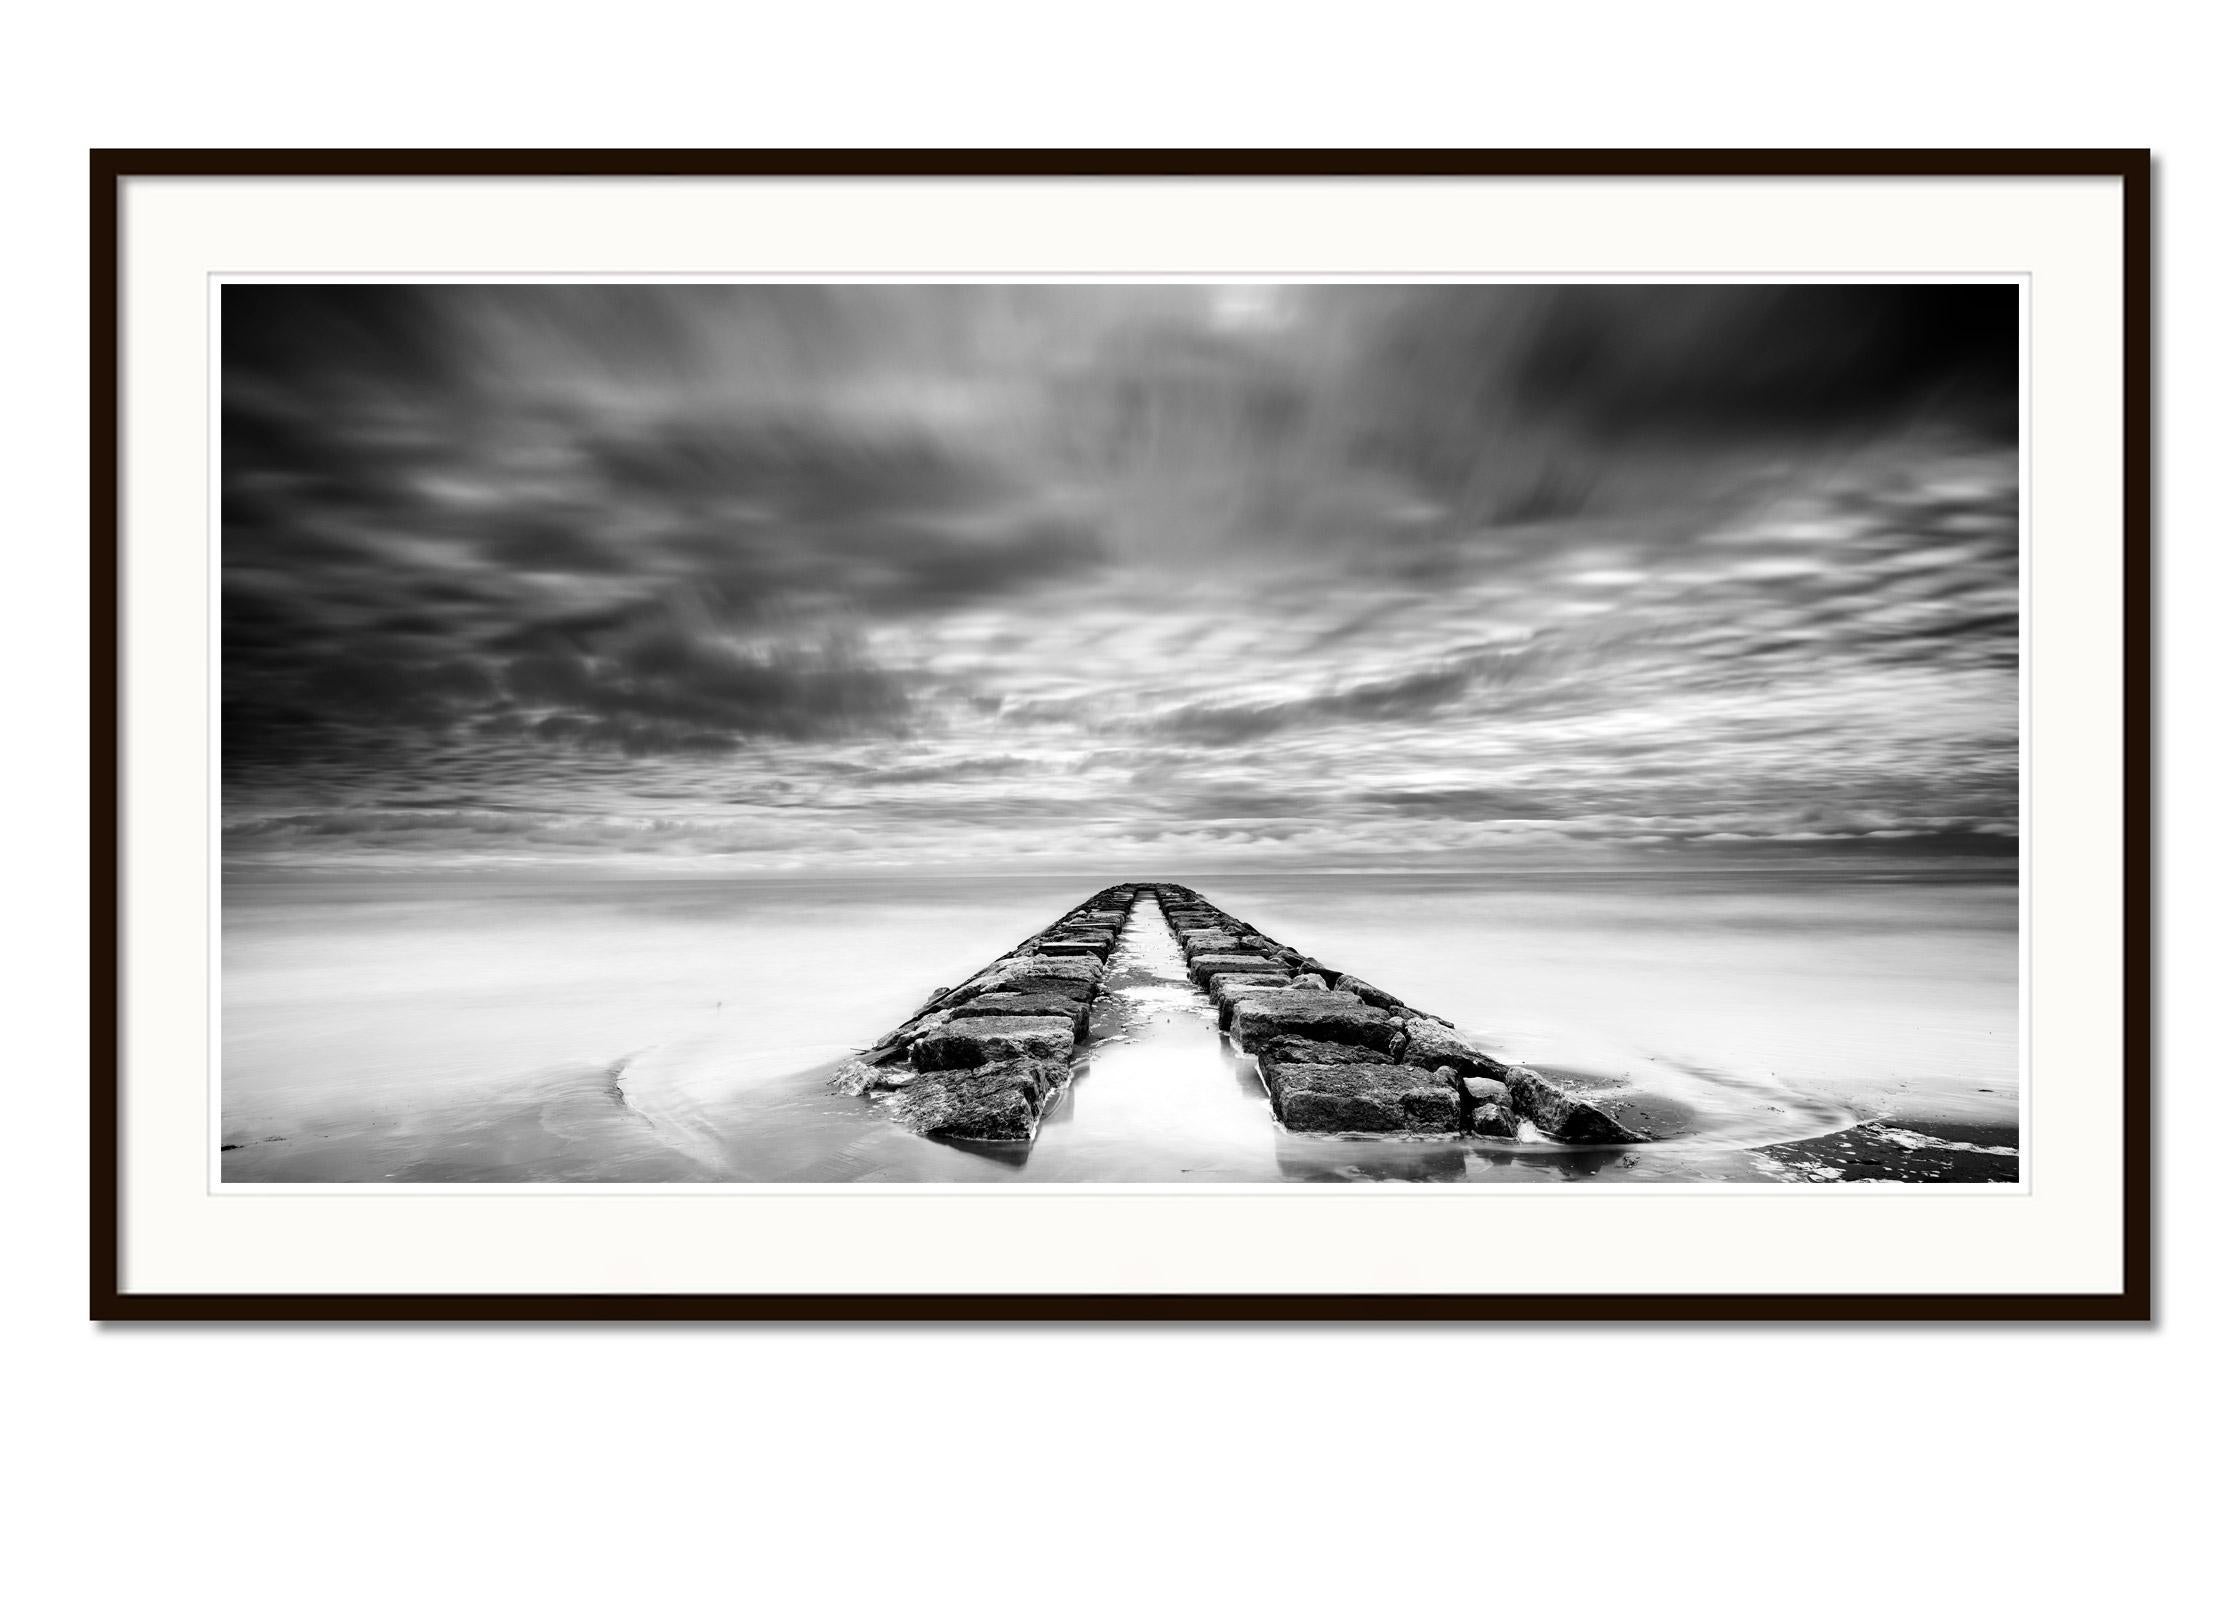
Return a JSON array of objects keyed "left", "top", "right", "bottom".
[{"left": 221, "top": 869, "right": 2018, "bottom": 1183}]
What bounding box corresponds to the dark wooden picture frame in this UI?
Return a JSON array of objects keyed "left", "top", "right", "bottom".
[{"left": 92, "top": 149, "right": 2152, "bottom": 1322}]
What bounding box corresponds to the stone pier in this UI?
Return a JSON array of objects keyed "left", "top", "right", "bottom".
[
  {"left": 831, "top": 881, "right": 1651, "bottom": 1148},
  {"left": 828, "top": 885, "right": 1137, "bottom": 1142}
]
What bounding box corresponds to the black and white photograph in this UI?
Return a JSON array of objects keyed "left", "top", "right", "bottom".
[{"left": 219, "top": 279, "right": 2023, "bottom": 1185}]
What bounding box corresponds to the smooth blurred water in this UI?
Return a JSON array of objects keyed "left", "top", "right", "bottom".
[{"left": 220, "top": 866, "right": 2018, "bottom": 1182}]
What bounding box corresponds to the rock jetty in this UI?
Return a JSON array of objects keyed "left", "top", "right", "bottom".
[
  {"left": 828, "top": 885, "right": 1136, "bottom": 1142},
  {"left": 831, "top": 882, "right": 1652, "bottom": 1149},
  {"left": 1149, "top": 883, "right": 1648, "bottom": 1145}
]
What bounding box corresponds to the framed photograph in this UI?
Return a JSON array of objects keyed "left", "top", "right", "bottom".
[{"left": 95, "top": 150, "right": 2150, "bottom": 1320}]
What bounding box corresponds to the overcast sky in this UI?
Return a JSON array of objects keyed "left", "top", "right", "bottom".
[{"left": 221, "top": 282, "right": 2018, "bottom": 874}]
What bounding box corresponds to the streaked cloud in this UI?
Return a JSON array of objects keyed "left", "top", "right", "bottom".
[{"left": 222, "top": 284, "right": 2017, "bottom": 873}]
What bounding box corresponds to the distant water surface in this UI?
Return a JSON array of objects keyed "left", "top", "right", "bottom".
[{"left": 220, "top": 867, "right": 2018, "bottom": 1183}]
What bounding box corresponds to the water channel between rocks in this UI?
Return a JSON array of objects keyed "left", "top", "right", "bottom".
[
  {"left": 946, "top": 892, "right": 1667, "bottom": 1183},
  {"left": 1020, "top": 892, "right": 1277, "bottom": 1177}
]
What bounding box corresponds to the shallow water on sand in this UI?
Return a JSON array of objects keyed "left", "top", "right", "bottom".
[{"left": 220, "top": 866, "right": 2018, "bottom": 1183}]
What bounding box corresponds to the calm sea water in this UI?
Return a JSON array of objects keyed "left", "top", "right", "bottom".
[{"left": 220, "top": 867, "right": 2018, "bottom": 1183}]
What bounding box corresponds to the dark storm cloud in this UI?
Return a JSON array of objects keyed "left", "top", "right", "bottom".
[
  {"left": 220, "top": 285, "right": 1106, "bottom": 784},
  {"left": 500, "top": 624, "right": 910, "bottom": 747},
  {"left": 1502, "top": 284, "right": 2020, "bottom": 440}
]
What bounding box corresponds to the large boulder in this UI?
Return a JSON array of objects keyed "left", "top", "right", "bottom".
[
  {"left": 949, "top": 991, "right": 1091, "bottom": 1038},
  {"left": 1035, "top": 936, "right": 1115, "bottom": 958},
  {"left": 1257, "top": 1037, "right": 1397, "bottom": 1067},
  {"left": 1263, "top": 1060, "right": 1461, "bottom": 1135},
  {"left": 864, "top": 1006, "right": 960, "bottom": 1064},
  {"left": 1504, "top": 1067, "right": 1649, "bottom": 1144},
  {"left": 1179, "top": 930, "right": 1245, "bottom": 957},
  {"left": 953, "top": 954, "right": 1103, "bottom": 1003},
  {"left": 884, "top": 1060, "right": 1067, "bottom": 1141},
  {"left": 1209, "top": 971, "right": 1297, "bottom": 1025},
  {"left": 1005, "top": 978, "right": 1096, "bottom": 1005},
  {"left": 830, "top": 1055, "right": 916, "bottom": 1096},
  {"left": 1229, "top": 991, "right": 1402, "bottom": 1056},
  {"left": 909, "top": 1014, "right": 1076, "bottom": 1072},
  {"left": 1187, "top": 952, "right": 1291, "bottom": 987},
  {"left": 997, "top": 953, "right": 1104, "bottom": 985},
  {"left": 1334, "top": 973, "right": 1409, "bottom": 1012},
  {"left": 1398, "top": 1017, "right": 1509, "bottom": 1078},
  {"left": 1470, "top": 1101, "right": 1520, "bottom": 1138}
]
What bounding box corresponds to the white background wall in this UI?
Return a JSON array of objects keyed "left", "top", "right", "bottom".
[{"left": 7, "top": 7, "right": 2228, "bottom": 1595}]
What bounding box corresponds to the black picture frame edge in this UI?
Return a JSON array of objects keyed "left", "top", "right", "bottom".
[{"left": 92, "top": 148, "right": 2153, "bottom": 1324}]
